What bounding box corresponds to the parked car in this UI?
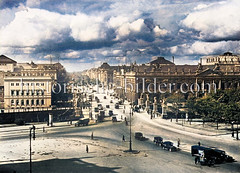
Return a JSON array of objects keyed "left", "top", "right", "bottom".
[
  {"left": 153, "top": 136, "right": 163, "bottom": 146},
  {"left": 110, "top": 100, "right": 113, "bottom": 103},
  {"left": 106, "top": 105, "right": 110, "bottom": 108},
  {"left": 104, "top": 96, "right": 107, "bottom": 99},
  {"left": 94, "top": 107, "right": 99, "bottom": 112},
  {"left": 109, "top": 110, "right": 113, "bottom": 116},
  {"left": 162, "top": 141, "right": 177, "bottom": 152},
  {"left": 112, "top": 116, "right": 117, "bottom": 122},
  {"left": 115, "top": 103, "right": 119, "bottom": 109},
  {"left": 75, "top": 118, "right": 89, "bottom": 127},
  {"left": 135, "top": 132, "right": 148, "bottom": 141}
]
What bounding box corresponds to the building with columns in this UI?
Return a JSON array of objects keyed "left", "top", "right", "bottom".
[{"left": 84, "top": 52, "right": 240, "bottom": 104}]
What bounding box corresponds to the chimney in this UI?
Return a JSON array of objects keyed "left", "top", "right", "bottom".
[{"left": 172, "top": 56, "right": 174, "bottom": 63}]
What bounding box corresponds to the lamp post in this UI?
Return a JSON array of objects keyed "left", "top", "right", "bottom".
[
  {"left": 29, "top": 125, "right": 36, "bottom": 173},
  {"left": 129, "top": 103, "right": 133, "bottom": 152}
]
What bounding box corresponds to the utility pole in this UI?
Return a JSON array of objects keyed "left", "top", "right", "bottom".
[{"left": 29, "top": 125, "right": 36, "bottom": 173}]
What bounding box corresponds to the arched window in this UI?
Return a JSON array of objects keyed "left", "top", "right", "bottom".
[
  {"left": 16, "top": 100, "right": 19, "bottom": 105},
  {"left": 11, "top": 100, "right": 14, "bottom": 105},
  {"left": 41, "top": 99, "right": 44, "bottom": 105},
  {"left": 21, "top": 100, "right": 24, "bottom": 105},
  {"left": 31, "top": 99, "right": 34, "bottom": 105},
  {"left": 36, "top": 99, "right": 39, "bottom": 105},
  {"left": 26, "top": 100, "right": 29, "bottom": 105}
]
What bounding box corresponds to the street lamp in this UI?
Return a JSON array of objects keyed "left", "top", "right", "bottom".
[
  {"left": 129, "top": 104, "right": 133, "bottom": 152},
  {"left": 29, "top": 125, "right": 36, "bottom": 173}
]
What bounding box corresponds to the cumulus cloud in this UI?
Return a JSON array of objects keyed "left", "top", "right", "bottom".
[
  {"left": 182, "top": 0, "right": 240, "bottom": 41},
  {"left": 171, "top": 41, "right": 240, "bottom": 56}
]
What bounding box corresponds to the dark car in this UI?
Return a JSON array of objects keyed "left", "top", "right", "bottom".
[
  {"left": 109, "top": 110, "right": 113, "bottom": 116},
  {"left": 110, "top": 100, "right": 113, "bottom": 103},
  {"left": 75, "top": 118, "right": 89, "bottom": 127},
  {"left": 162, "top": 141, "right": 177, "bottom": 152},
  {"left": 112, "top": 116, "right": 117, "bottom": 122},
  {"left": 106, "top": 105, "right": 110, "bottom": 108},
  {"left": 153, "top": 136, "right": 163, "bottom": 146},
  {"left": 135, "top": 132, "right": 148, "bottom": 141},
  {"left": 115, "top": 103, "right": 119, "bottom": 109},
  {"left": 104, "top": 96, "right": 107, "bottom": 99}
]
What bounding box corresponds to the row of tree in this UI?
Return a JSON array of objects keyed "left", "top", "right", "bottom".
[{"left": 186, "top": 89, "right": 240, "bottom": 139}]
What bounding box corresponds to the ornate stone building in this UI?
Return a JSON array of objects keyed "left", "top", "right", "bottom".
[
  {"left": 84, "top": 52, "right": 240, "bottom": 104},
  {"left": 0, "top": 55, "right": 67, "bottom": 111}
]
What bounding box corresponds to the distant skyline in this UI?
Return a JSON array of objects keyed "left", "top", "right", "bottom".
[{"left": 0, "top": 0, "right": 240, "bottom": 72}]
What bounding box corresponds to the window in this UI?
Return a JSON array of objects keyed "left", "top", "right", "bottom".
[
  {"left": 20, "top": 91, "right": 24, "bottom": 96},
  {"left": 31, "top": 83, "right": 34, "bottom": 86},
  {"left": 11, "top": 100, "right": 14, "bottom": 105},
  {"left": 41, "top": 90, "right": 44, "bottom": 95},
  {"left": 41, "top": 99, "right": 44, "bottom": 105},
  {"left": 11, "top": 83, "right": 14, "bottom": 86},
  {"left": 21, "top": 100, "right": 24, "bottom": 105},
  {"left": 26, "top": 100, "right": 29, "bottom": 105},
  {"left": 26, "top": 90, "right": 29, "bottom": 96},
  {"left": 16, "top": 90, "right": 19, "bottom": 96},
  {"left": 16, "top": 83, "right": 19, "bottom": 86},
  {"left": 31, "top": 99, "right": 34, "bottom": 105},
  {"left": 36, "top": 83, "right": 39, "bottom": 86},
  {"left": 16, "top": 100, "right": 19, "bottom": 105},
  {"left": 11, "top": 90, "right": 15, "bottom": 96},
  {"left": 41, "top": 83, "right": 44, "bottom": 86},
  {"left": 36, "top": 90, "right": 39, "bottom": 96},
  {"left": 31, "top": 90, "right": 34, "bottom": 96},
  {"left": 36, "top": 99, "right": 39, "bottom": 105}
]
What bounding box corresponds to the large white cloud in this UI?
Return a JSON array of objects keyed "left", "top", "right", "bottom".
[
  {"left": 0, "top": 8, "right": 71, "bottom": 47},
  {"left": 171, "top": 40, "right": 240, "bottom": 55},
  {"left": 182, "top": 0, "right": 240, "bottom": 40}
]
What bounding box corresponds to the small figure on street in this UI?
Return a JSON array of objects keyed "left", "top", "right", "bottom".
[
  {"left": 86, "top": 145, "right": 89, "bottom": 153},
  {"left": 198, "top": 141, "right": 201, "bottom": 146},
  {"left": 91, "top": 132, "right": 94, "bottom": 140},
  {"left": 122, "top": 135, "right": 125, "bottom": 141},
  {"left": 124, "top": 117, "right": 127, "bottom": 122},
  {"left": 232, "top": 131, "right": 234, "bottom": 137},
  {"left": 177, "top": 138, "right": 180, "bottom": 147},
  {"left": 195, "top": 156, "right": 198, "bottom": 164},
  {"left": 43, "top": 126, "right": 45, "bottom": 133}
]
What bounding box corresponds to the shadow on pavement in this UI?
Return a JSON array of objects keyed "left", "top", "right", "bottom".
[{"left": 0, "top": 157, "right": 121, "bottom": 173}]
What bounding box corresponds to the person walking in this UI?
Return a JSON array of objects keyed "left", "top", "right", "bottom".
[
  {"left": 177, "top": 138, "right": 180, "bottom": 147},
  {"left": 91, "top": 132, "right": 94, "bottom": 140},
  {"left": 86, "top": 145, "right": 89, "bottom": 153},
  {"left": 122, "top": 135, "right": 125, "bottom": 142},
  {"left": 198, "top": 141, "right": 201, "bottom": 146}
]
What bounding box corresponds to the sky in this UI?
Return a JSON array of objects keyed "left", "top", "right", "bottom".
[{"left": 0, "top": 0, "right": 240, "bottom": 72}]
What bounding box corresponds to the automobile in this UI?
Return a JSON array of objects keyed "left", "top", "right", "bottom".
[
  {"left": 94, "top": 107, "right": 99, "bottom": 112},
  {"left": 153, "top": 136, "right": 163, "bottom": 146},
  {"left": 112, "top": 116, "right": 117, "bottom": 122},
  {"left": 191, "top": 145, "right": 217, "bottom": 166},
  {"left": 109, "top": 110, "right": 113, "bottom": 116},
  {"left": 75, "top": 118, "right": 89, "bottom": 127},
  {"left": 110, "top": 100, "right": 113, "bottom": 103},
  {"left": 98, "top": 104, "right": 103, "bottom": 110},
  {"left": 133, "top": 106, "right": 140, "bottom": 112},
  {"left": 104, "top": 96, "right": 107, "bottom": 99},
  {"left": 162, "top": 141, "right": 177, "bottom": 152},
  {"left": 135, "top": 132, "right": 148, "bottom": 141},
  {"left": 115, "top": 103, "right": 119, "bottom": 109},
  {"left": 106, "top": 105, "right": 110, "bottom": 108}
]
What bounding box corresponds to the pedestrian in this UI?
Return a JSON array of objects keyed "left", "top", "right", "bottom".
[
  {"left": 195, "top": 156, "right": 198, "bottom": 164},
  {"left": 198, "top": 141, "right": 201, "bottom": 146},
  {"left": 122, "top": 135, "right": 125, "bottom": 141},
  {"left": 91, "top": 132, "right": 93, "bottom": 140},
  {"left": 232, "top": 131, "right": 234, "bottom": 137},
  {"left": 86, "top": 145, "right": 89, "bottom": 153},
  {"left": 177, "top": 138, "right": 180, "bottom": 147}
]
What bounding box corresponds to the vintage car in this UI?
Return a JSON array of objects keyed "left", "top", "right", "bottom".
[
  {"left": 162, "top": 141, "right": 177, "bottom": 152},
  {"left": 153, "top": 136, "right": 163, "bottom": 146},
  {"left": 75, "top": 118, "right": 90, "bottom": 127},
  {"left": 108, "top": 110, "right": 113, "bottom": 116},
  {"left": 135, "top": 132, "right": 148, "bottom": 141}
]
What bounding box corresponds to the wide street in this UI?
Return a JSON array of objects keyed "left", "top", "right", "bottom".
[{"left": 0, "top": 89, "right": 240, "bottom": 173}]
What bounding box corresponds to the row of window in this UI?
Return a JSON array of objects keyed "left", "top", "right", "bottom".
[
  {"left": 11, "top": 90, "right": 45, "bottom": 96},
  {"left": 10, "top": 83, "right": 45, "bottom": 86},
  {"left": 11, "top": 99, "right": 45, "bottom": 106}
]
